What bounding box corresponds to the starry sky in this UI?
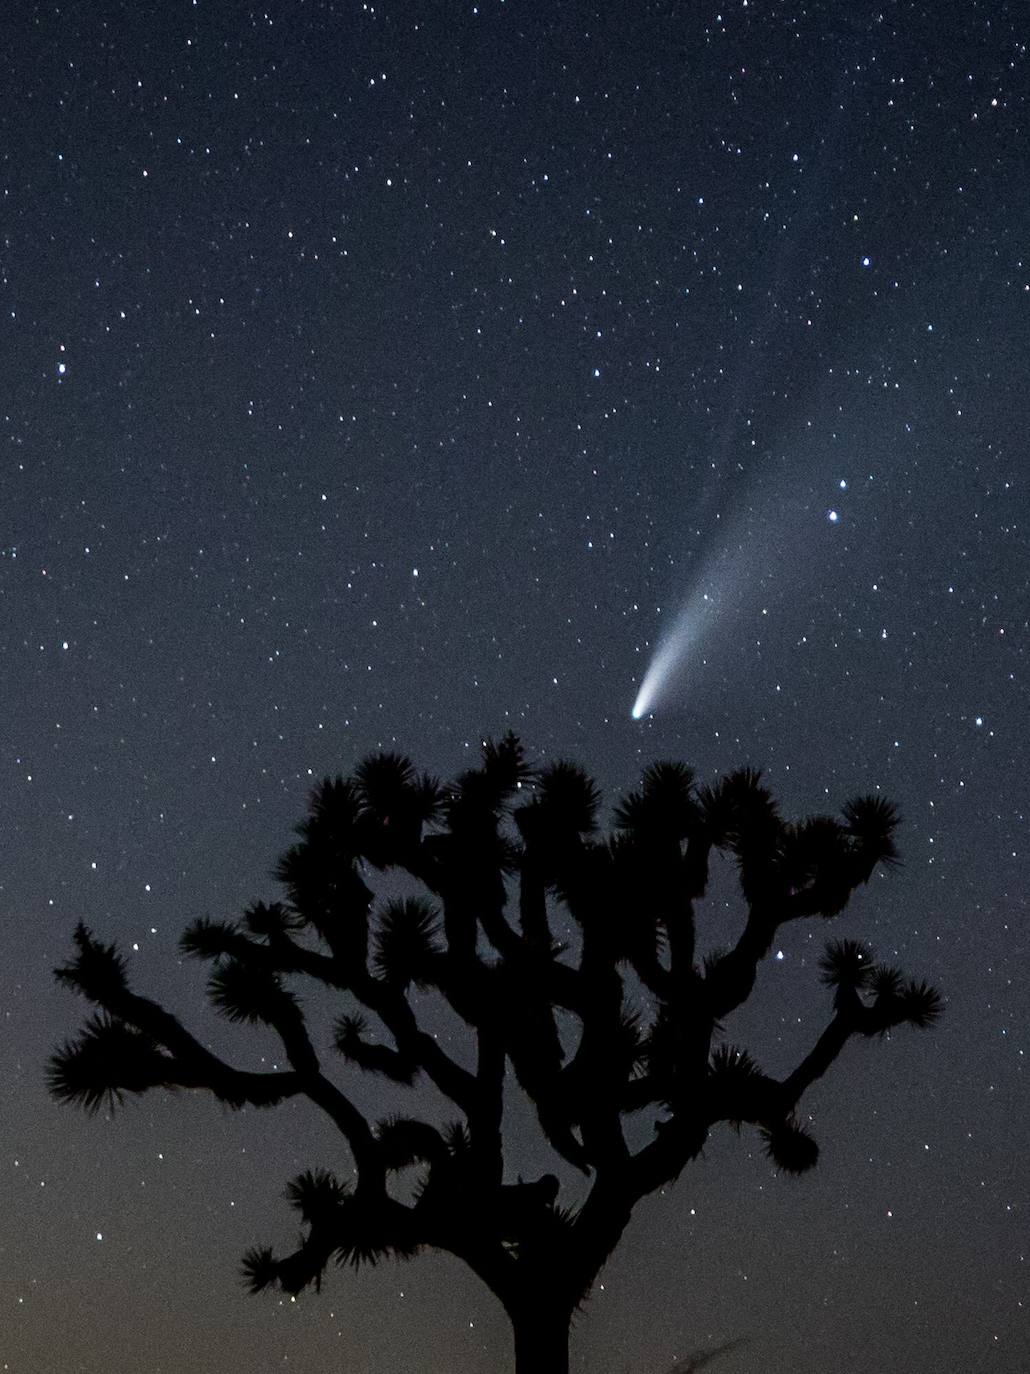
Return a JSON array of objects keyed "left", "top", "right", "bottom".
[{"left": 2, "top": 1, "right": 1027, "bottom": 1370}]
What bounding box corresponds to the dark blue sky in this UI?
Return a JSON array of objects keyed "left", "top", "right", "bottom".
[{"left": 1, "top": 2, "right": 1027, "bottom": 1370}]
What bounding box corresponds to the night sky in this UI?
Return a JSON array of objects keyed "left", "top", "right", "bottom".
[{"left": 2, "top": 1, "right": 1028, "bottom": 1370}]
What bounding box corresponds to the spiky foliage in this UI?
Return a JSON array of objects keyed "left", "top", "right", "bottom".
[
  {"left": 372, "top": 898, "right": 441, "bottom": 989},
  {"left": 820, "top": 938, "right": 873, "bottom": 1007},
  {"left": 482, "top": 730, "right": 535, "bottom": 793},
  {"left": 708, "top": 1044, "right": 763, "bottom": 1089},
  {"left": 180, "top": 918, "right": 241, "bottom": 960},
  {"left": 444, "top": 731, "right": 532, "bottom": 825},
  {"left": 863, "top": 968, "right": 945, "bottom": 1034},
  {"left": 842, "top": 795, "right": 901, "bottom": 875},
  {"left": 240, "top": 1245, "right": 281, "bottom": 1294},
  {"left": 50, "top": 736, "right": 941, "bottom": 1374},
  {"left": 699, "top": 767, "right": 779, "bottom": 850},
  {"left": 285, "top": 1167, "right": 350, "bottom": 1223},
  {"left": 208, "top": 959, "right": 301, "bottom": 1026},
  {"left": 48, "top": 1014, "right": 171, "bottom": 1114},
  {"left": 897, "top": 980, "right": 944, "bottom": 1029},
  {"left": 534, "top": 760, "right": 602, "bottom": 834},
  {"left": 759, "top": 1117, "right": 820, "bottom": 1175},
  {"left": 244, "top": 901, "right": 305, "bottom": 939},
  {"left": 353, "top": 753, "right": 445, "bottom": 868},
  {"left": 54, "top": 923, "right": 129, "bottom": 1001},
  {"left": 706, "top": 1045, "right": 771, "bottom": 1127},
  {"left": 613, "top": 760, "right": 699, "bottom": 841},
  {"left": 375, "top": 1115, "right": 447, "bottom": 1170},
  {"left": 334, "top": 1013, "right": 419, "bottom": 1084},
  {"left": 441, "top": 1120, "right": 472, "bottom": 1156}
]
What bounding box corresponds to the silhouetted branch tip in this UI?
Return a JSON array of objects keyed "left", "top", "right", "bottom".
[
  {"left": 208, "top": 958, "right": 301, "bottom": 1026},
  {"left": 841, "top": 794, "right": 901, "bottom": 868},
  {"left": 241, "top": 1246, "right": 279, "bottom": 1294},
  {"left": 372, "top": 897, "right": 442, "bottom": 989},
  {"left": 535, "top": 759, "right": 603, "bottom": 833},
  {"left": 898, "top": 979, "right": 944, "bottom": 1028},
  {"left": 244, "top": 900, "right": 304, "bottom": 938},
  {"left": 759, "top": 1117, "right": 820, "bottom": 1174},
  {"left": 708, "top": 1043, "right": 763, "bottom": 1086},
  {"left": 284, "top": 1168, "right": 349, "bottom": 1223},
  {"left": 481, "top": 730, "right": 535, "bottom": 794},
  {"left": 819, "top": 938, "right": 873, "bottom": 993},
  {"left": 613, "top": 761, "right": 700, "bottom": 842},
  {"left": 303, "top": 774, "right": 362, "bottom": 835},
  {"left": 864, "top": 970, "right": 943, "bottom": 1034},
  {"left": 442, "top": 1120, "right": 472, "bottom": 1156},
  {"left": 179, "top": 917, "right": 240, "bottom": 960},
  {"left": 54, "top": 923, "right": 128, "bottom": 1002},
  {"left": 47, "top": 1014, "right": 171, "bottom": 1115},
  {"left": 374, "top": 1115, "right": 447, "bottom": 1170},
  {"left": 333, "top": 1014, "right": 418, "bottom": 1084}
]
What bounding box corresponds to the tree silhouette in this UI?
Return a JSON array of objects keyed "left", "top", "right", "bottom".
[{"left": 49, "top": 735, "right": 941, "bottom": 1374}]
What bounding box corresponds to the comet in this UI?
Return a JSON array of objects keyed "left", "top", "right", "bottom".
[
  {"left": 630, "top": 558, "right": 736, "bottom": 721},
  {"left": 630, "top": 460, "right": 823, "bottom": 720},
  {"left": 630, "top": 599, "right": 712, "bottom": 720}
]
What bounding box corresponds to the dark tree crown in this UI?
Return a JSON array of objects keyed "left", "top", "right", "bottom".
[{"left": 50, "top": 733, "right": 940, "bottom": 1334}]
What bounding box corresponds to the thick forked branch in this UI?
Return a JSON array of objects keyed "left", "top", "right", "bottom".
[
  {"left": 626, "top": 957, "right": 938, "bottom": 1199},
  {"left": 54, "top": 925, "right": 385, "bottom": 1181},
  {"left": 778, "top": 1010, "right": 855, "bottom": 1111},
  {"left": 185, "top": 916, "right": 481, "bottom": 1116},
  {"left": 182, "top": 919, "right": 346, "bottom": 990},
  {"left": 704, "top": 904, "right": 776, "bottom": 1019},
  {"left": 50, "top": 984, "right": 303, "bottom": 1110},
  {"left": 48, "top": 1011, "right": 303, "bottom": 1113},
  {"left": 702, "top": 786, "right": 904, "bottom": 1023},
  {"left": 303, "top": 1074, "right": 383, "bottom": 1186},
  {"left": 358, "top": 976, "right": 479, "bottom": 1111}
]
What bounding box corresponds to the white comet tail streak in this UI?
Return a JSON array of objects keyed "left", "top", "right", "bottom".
[{"left": 631, "top": 602, "right": 703, "bottom": 719}]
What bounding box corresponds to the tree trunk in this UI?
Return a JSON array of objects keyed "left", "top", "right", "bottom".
[{"left": 511, "top": 1301, "right": 572, "bottom": 1374}]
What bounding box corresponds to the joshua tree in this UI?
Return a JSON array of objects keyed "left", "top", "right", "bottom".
[{"left": 50, "top": 736, "right": 940, "bottom": 1374}]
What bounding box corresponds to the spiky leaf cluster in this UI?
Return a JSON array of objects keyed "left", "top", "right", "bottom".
[
  {"left": 179, "top": 918, "right": 240, "bottom": 960},
  {"left": 334, "top": 1014, "right": 418, "bottom": 1084},
  {"left": 614, "top": 760, "right": 699, "bottom": 842},
  {"left": 842, "top": 795, "right": 901, "bottom": 875},
  {"left": 374, "top": 1116, "right": 446, "bottom": 1171},
  {"left": 372, "top": 898, "right": 441, "bottom": 989},
  {"left": 208, "top": 959, "right": 300, "bottom": 1027},
  {"left": 863, "top": 970, "right": 944, "bottom": 1034},
  {"left": 759, "top": 1117, "right": 820, "bottom": 1175},
  {"left": 285, "top": 1168, "right": 350, "bottom": 1224},
  {"left": 48, "top": 1015, "right": 171, "bottom": 1115},
  {"left": 244, "top": 901, "right": 304, "bottom": 939},
  {"left": 54, "top": 923, "right": 129, "bottom": 1001},
  {"left": 533, "top": 760, "right": 602, "bottom": 834}
]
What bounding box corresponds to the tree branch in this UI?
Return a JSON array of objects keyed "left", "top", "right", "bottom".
[
  {"left": 777, "top": 1009, "right": 855, "bottom": 1112},
  {"left": 82, "top": 988, "right": 303, "bottom": 1109}
]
